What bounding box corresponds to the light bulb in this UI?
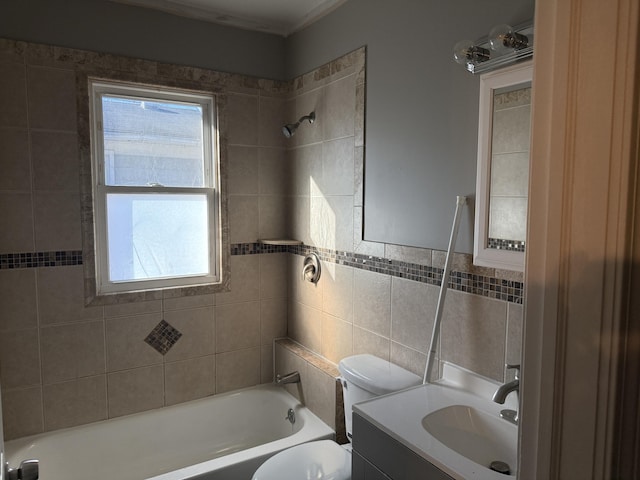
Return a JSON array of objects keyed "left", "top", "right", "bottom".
[
  {"left": 453, "top": 40, "right": 490, "bottom": 66},
  {"left": 453, "top": 40, "right": 474, "bottom": 65},
  {"left": 489, "top": 24, "right": 529, "bottom": 52},
  {"left": 489, "top": 24, "right": 515, "bottom": 53}
]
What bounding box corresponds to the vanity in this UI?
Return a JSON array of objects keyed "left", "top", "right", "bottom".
[{"left": 351, "top": 364, "right": 518, "bottom": 480}]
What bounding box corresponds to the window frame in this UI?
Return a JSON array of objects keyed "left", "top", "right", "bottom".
[{"left": 89, "top": 79, "right": 222, "bottom": 295}]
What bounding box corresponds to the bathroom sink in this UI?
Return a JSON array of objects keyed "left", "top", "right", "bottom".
[
  {"left": 353, "top": 364, "right": 520, "bottom": 479},
  {"left": 422, "top": 405, "right": 517, "bottom": 474}
]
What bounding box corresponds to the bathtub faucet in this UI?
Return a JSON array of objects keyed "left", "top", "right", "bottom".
[{"left": 276, "top": 371, "right": 301, "bottom": 385}]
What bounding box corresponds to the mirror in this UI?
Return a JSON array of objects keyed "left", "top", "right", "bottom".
[{"left": 473, "top": 61, "right": 533, "bottom": 272}]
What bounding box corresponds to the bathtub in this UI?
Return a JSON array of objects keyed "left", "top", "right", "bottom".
[{"left": 5, "top": 384, "right": 334, "bottom": 480}]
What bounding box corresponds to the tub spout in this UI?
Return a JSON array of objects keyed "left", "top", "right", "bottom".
[{"left": 276, "top": 371, "right": 301, "bottom": 385}]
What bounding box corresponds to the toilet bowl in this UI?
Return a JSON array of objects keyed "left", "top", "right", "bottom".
[{"left": 251, "top": 354, "right": 422, "bottom": 480}]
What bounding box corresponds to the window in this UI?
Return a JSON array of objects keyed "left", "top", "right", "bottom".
[{"left": 89, "top": 80, "right": 220, "bottom": 294}]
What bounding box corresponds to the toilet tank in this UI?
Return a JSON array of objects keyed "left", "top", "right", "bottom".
[{"left": 338, "top": 354, "right": 421, "bottom": 441}]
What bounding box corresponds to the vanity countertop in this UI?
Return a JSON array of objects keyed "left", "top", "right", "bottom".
[{"left": 353, "top": 364, "right": 519, "bottom": 480}]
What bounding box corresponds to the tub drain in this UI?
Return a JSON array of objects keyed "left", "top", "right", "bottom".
[{"left": 489, "top": 461, "right": 511, "bottom": 475}]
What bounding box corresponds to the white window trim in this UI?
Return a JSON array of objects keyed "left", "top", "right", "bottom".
[{"left": 89, "top": 79, "right": 221, "bottom": 295}]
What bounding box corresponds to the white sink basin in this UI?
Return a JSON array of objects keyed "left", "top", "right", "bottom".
[
  {"left": 422, "top": 405, "right": 517, "bottom": 474},
  {"left": 353, "top": 364, "right": 519, "bottom": 480}
]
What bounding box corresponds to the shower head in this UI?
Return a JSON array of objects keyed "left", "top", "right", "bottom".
[{"left": 282, "top": 111, "right": 315, "bottom": 138}]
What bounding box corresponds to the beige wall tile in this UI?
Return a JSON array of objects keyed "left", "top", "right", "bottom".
[
  {"left": 354, "top": 146, "right": 364, "bottom": 207},
  {"left": 0, "top": 192, "right": 34, "bottom": 252},
  {"left": 321, "top": 313, "right": 353, "bottom": 364},
  {"left": 0, "top": 329, "right": 40, "bottom": 388},
  {"left": 323, "top": 75, "right": 355, "bottom": 140},
  {"left": 40, "top": 321, "right": 105, "bottom": 384},
  {"left": 258, "top": 96, "right": 286, "bottom": 148},
  {"left": 0, "top": 128, "right": 30, "bottom": 190},
  {"left": 215, "top": 301, "right": 260, "bottom": 353},
  {"left": 31, "top": 131, "right": 79, "bottom": 192},
  {"left": 226, "top": 93, "right": 258, "bottom": 146},
  {"left": 104, "top": 299, "right": 162, "bottom": 318},
  {"left": 288, "top": 195, "right": 311, "bottom": 245},
  {"left": 261, "top": 344, "right": 274, "bottom": 383},
  {"left": 107, "top": 365, "right": 164, "bottom": 418},
  {"left": 163, "top": 293, "right": 215, "bottom": 311},
  {"left": 288, "top": 301, "right": 322, "bottom": 353},
  {"left": 259, "top": 253, "right": 287, "bottom": 300},
  {"left": 33, "top": 192, "right": 82, "bottom": 250},
  {"left": 227, "top": 146, "right": 259, "bottom": 195},
  {"left": 105, "top": 313, "right": 163, "bottom": 372},
  {"left": 260, "top": 298, "right": 287, "bottom": 345},
  {"left": 165, "top": 356, "right": 215, "bottom": 405},
  {"left": 228, "top": 195, "right": 259, "bottom": 244},
  {"left": 310, "top": 195, "right": 354, "bottom": 252},
  {"left": 390, "top": 277, "right": 438, "bottom": 353},
  {"left": 0, "top": 268, "right": 37, "bottom": 331},
  {"left": 259, "top": 147, "right": 287, "bottom": 195},
  {"left": 390, "top": 341, "right": 427, "bottom": 378},
  {"left": 164, "top": 306, "right": 215, "bottom": 361},
  {"left": 506, "top": 303, "right": 524, "bottom": 380},
  {"left": 43, "top": 375, "right": 107, "bottom": 431},
  {"left": 353, "top": 269, "right": 391, "bottom": 337},
  {"left": 353, "top": 326, "right": 390, "bottom": 361},
  {"left": 215, "top": 347, "right": 260, "bottom": 393},
  {"left": 321, "top": 137, "right": 354, "bottom": 196},
  {"left": 1, "top": 386, "right": 43, "bottom": 440},
  {"left": 287, "top": 144, "right": 321, "bottom": 196},
  {"left": 0, "top": 63, "right": 27, "bottom": 128},
  {"left": 38, "top": 266, "right": 103, "bottom": 325},
  {"left": 259, "top": 194, "right": 287, "bottom": 240},
  {"left": 304, "top": 364, "right": 336, "bottom": 429},
  {"left": 216, "top": 254, "right": 259, "bottom": 305},
  {"left": 441, "top": 290, "right": 508, "bottom": 381},
  {"left": 322, "top": 262, "right": 353, "bottom": 322},
  {"left": 27, "top": 66, "right": 77, "bottom": 131}
]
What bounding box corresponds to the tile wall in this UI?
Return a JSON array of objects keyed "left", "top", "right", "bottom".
[
  {"left": 0, "top": 39, "right": 524, "bottom": 442},
  {"left": 283, "top": 48, "right": 524, "bottom": 387},
  {"left": 0, "top": 39, "right": 289, "bottom": 440}
]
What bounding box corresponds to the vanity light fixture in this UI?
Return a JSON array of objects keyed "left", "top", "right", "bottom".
[{"left": 453, "top": 22, "right": 533, "bottom": 74}]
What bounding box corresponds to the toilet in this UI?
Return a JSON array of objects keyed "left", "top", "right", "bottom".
[{"left": 252, "top": 354, "right": 422, "bottom": 480}]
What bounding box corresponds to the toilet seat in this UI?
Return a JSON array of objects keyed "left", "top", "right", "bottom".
[{"left": 252, "top": 440, "right": 351, "bottom": 480}]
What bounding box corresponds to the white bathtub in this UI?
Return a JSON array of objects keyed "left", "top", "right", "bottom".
[{"left": 5, "top": 384, "right": 334, "bottom": 480}]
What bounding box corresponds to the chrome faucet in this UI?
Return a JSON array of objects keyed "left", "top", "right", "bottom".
[
  {"left": 492, "top": 364, "right": 520, "bottom": 425},
  {"left": 276, "top": 371, "right": 301, "bottom": 385}
]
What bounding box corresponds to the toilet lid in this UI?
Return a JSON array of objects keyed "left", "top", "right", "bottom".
[{"left": 252, "top": 440, "right": 351, "bottom": 480}]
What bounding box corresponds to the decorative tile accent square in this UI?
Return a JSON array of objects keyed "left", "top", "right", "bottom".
[{"left": 144, "top": 320, "right": 182, "bottom": 355}]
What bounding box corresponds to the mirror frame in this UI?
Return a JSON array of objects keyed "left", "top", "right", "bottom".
[{"left": 473, "top": 60, "right": 533, "bottom": 272}]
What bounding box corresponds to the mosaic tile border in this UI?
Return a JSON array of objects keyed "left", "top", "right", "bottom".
[
  {"left": 0, "top": 242, "right": 523, "bottom": 304},
  {"left": 286, "top": 244, "right": 524, "bottom": 305},
  {"left": 487, "top": 238, "right": 526, "bottom": 252},
  {"left": 0, "top": 251, "right": 83, "bottom": 269}
]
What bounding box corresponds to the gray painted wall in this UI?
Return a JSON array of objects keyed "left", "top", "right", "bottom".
[
  {"left": 286, "top": 0, "right": 535, "bottom": 253},
  {"left": 0, "top": 0, "right": 286, "bottom": 80}
]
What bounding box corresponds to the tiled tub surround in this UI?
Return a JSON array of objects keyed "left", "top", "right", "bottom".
[
  {"left": 0, "top": 39, "right": 524, "bottom": 442},
  {"left": 0, "top": 38, "right": 289, "bottom": 440}
]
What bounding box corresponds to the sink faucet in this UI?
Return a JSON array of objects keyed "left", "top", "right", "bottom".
[
  {"left": 276, "top": 371, "right": 301, "bottom": 385},
  {"left": 492, "top": 364, "right": 519, "bottom": 425}
]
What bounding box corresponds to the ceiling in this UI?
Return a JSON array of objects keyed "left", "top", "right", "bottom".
[{"left": 111, "top": 0, "right": 347, "bottom": 37}]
